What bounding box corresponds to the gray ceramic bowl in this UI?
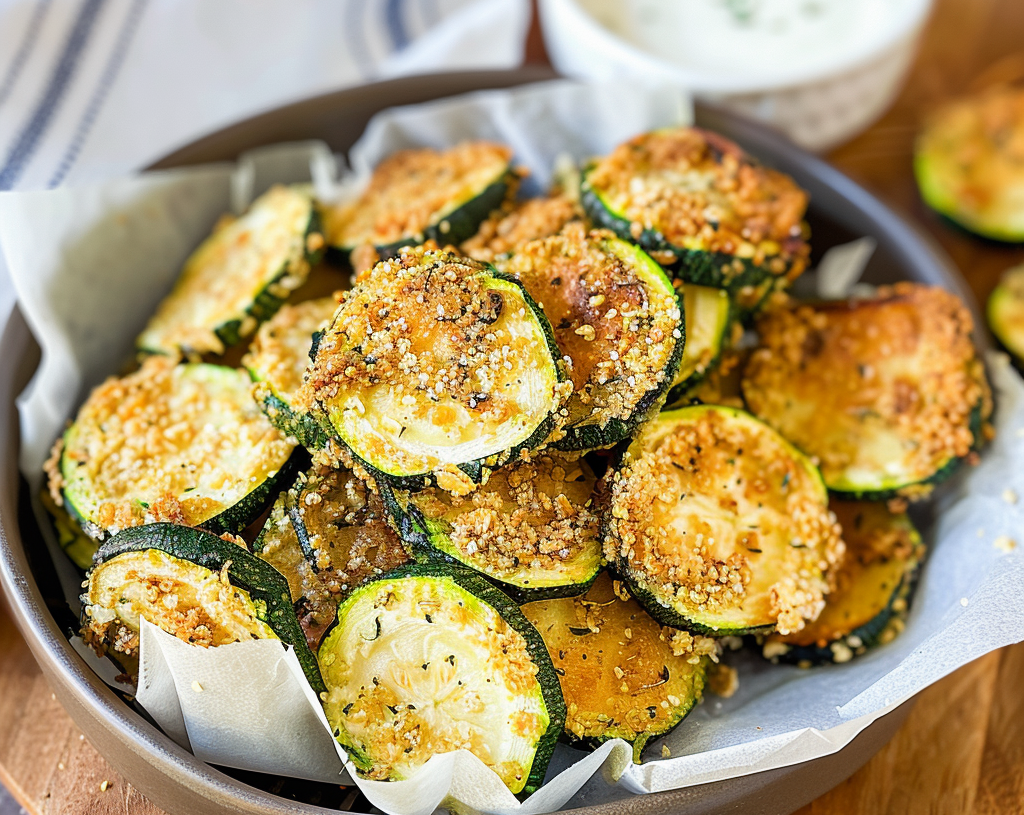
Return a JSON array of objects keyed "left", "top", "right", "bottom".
[{"left": 0, "top": 68, "right": 977, "bottom": 815}]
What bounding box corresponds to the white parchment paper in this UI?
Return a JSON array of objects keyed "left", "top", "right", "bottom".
[{"left": 1, "top": 80, "right": 1023, "bottom": 815}]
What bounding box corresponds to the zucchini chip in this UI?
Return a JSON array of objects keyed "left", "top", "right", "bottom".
[
  {"left": 300, "top": 247, "right": 567, "bottom": 491},
  {"left": 461, "top": 194, "right": 582, "bottom": 263},
  {"left": 915, "top": 86, "right": 1024, "bottom": 241},
  {"left": 244, "top": 296, "right": 337, "bottom": 449},
  {"left": 138, "top": 185, "right": 323, "bottom": 357},
  {"left": 603, "top": 405, "right": 843, "bottom": 635},
  {"left": 254, "top": 465, "right": 411, "bottom": 641},
  {"left": 385, "top": 454, "right": 603, "bottom": 600},
  {"left": 40, "top": 488, "right": 98, "bottom": 570},
  {"left": 54, "top": 357, "right": 297, "bottom": 538},
  {"left": 83, "top": 523, "right": 324, "bottom": 693},
  {"left": 667, "top": 283, "right": 733, "bottom": 403},
  {"left": 319, "top": 564, "right": 564, "bottom": 795},
  {"left": 742, "top": 284, "right": 988, "bottom": 500},
  {"left": 323, "top": 141, "right": 515, "bottom": 259},
  {"left": 522, "top": 572, "right": 713, "bottom": 762},
  {"left": 499, "top": 225, "right": 683, "bottom": 450},
  {"left": 988, "top": 263, "right": 1024, "bottom": 363},
  {"left": 581, "top": 127, "right": 810, "bottom": 297},
  {"left": 764, "top": 501, "right": 923, "bottom": 666}
]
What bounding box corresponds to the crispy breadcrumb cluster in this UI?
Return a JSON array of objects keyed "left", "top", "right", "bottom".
[
  {"left": 585, "top": 128, "right": 809, "bottom": 280},
  {"left": 461, "top": 194, "right": 582, "bottom": 262}
]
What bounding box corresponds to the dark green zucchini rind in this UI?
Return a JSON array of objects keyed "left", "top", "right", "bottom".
[
  {"left": 252, "top": 390, "right": 328, "bottom": 452},
  {"left": 763, "top": 502, "right": 924, "bottom": 666},
  {"left": 137, "top": 185, "right": 323, "bottom": 357},
  {"left": 301, "top": 248, "right": 568, "bottom": 492},
  {"left": 379, "top": 455, "right": 603, "bottom": 602},
  {"left": 602, "top": 405, "right": 843, "bottom": 636},
  {"left": 319, "top": 563, "right": 565, "bottom": 796},
  {"left": 666, "top": 284, "right": 733, "bottom": 404},
  {"left": 86, "top": 523, "right": 325, "bottom": 694}
]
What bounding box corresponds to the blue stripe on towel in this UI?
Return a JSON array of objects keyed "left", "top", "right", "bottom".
[
  {"left": 0, "top": 0, "right": 108, "bottom": 190},
  {"left": 49, "top": 0, "right": 148, "bottom": 187},
  {"left": 0, "top": 0, "right": 52, "bottom": 111},
  {"left": 384, "top": 0, "right": 410, "bottom": 50}
]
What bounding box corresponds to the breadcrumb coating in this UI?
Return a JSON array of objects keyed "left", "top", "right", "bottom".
[{"left": 461, "top": 194, "right": 581, "bottom": 262}]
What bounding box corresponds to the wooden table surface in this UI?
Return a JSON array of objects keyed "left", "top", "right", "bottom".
[{"left": 3, "top": 0, "right": 1024, "bottom": 813}]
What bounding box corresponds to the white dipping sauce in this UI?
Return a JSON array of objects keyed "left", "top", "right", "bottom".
[{"left": 579, "top": 0, "right": 909, "bottom": 80}]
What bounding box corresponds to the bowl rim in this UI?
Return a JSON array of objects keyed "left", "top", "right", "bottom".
[{"left": 538, "top": 0, "right": 934, "bottom": 94}]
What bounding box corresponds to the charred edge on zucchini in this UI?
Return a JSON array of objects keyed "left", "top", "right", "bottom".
[
  {"left": 499, "top": 225, "right": 683, "bottom": 451},
  {"left": 666, "top": 284, "right": 733, "bottom": 403},
  {"left": 461, "top": 194, "right": 583, "bottom": 263},
  {"left": 323, "top": 141, "right": 516, "bottom": 261},
  {"left": 318, "top": 563, "right": 565, "bottom": 795},
  {"left": 300, "top": 247, "right": 568, "bottom": 492},
  {"left": 603, "top": 405, "right": 843, "bottom": 636},
  {"left": 381, "top": 454, "right": 603, "bottom": 600},
  {"left": 580, "top": 127, "right": 810, "bottom": 292},
  {"left": 742, "top": 283, "right": 988, "bottom": 500},
  {"left": 522, "top": 572, "right": 713, "bottom": 762},
  {"left": 137, "top": 185, "right": 323, "bottom": 357},
  {"left": 85, "top": 523, "right": 325, "bottom": 693},
  {"left": 988, "top": 263, "right": 1024, "bottom": 364},
  {"left": 763, "top": 501, "right": 923, "bottom": 666},
  {"left": 53, "top": 358, "right": 298, "bottom": 539}
]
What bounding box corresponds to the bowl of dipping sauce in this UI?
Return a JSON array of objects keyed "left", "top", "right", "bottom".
[{"left": 538, "top": 0, "right": 934, "bottom": 151}]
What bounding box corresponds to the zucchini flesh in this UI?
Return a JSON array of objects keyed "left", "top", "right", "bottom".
[
  {"left": 324, "top": 141, "right": 514, "bottom": 257},
  {"left": 522, "top": 572, "right": 711, "bottom": 762},
  {"left": 764, "top": 501, "right": 922, "bottom": 665},
  {"left": 499, "top": 225, "right": 683, "bottom": 451},
  {"left": 319, "top": 565, "right": 564, "bottom": 795},
  {"left": 138, "top": 185, "right": 323, "bottom": 356},
  {"left": 603, "top": 405, "right": 843, "bottom": 635},
  {"left": 244, "top": 296, "right": 337, "bottom": 449},
  {"left": 84, "top": 523, "right": 324, "bottom": 692},
  {"left": 387, "top": 454, "right": 603, "bottom": 599},
  {"left": 742, "top": 284, "right": 987, "bottom": 500},
  {"left": 461, "top": 194, "right": 582, "bottom": 263},
  {"left": 668, "top": 284, "right": 732, "bottom": 401},
  {"left": 301, "top": 248, "right": 566, "bottom": 490},
  {"left": 56, "top": 358, "right": 296, "bottom": 538},
  {"left": 41, "top": 488, "right": 98, "bottom": 570},
  {"left": 988, "top": 263, "right": 1024, "bottom": 362},
  {"left": 581, "top": 127, "right": 810, "bottom": 290},
  {"left": 914, "top": 86, "right": 1024, "bottom": 242}
]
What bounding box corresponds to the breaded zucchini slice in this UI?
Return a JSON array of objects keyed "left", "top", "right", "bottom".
[
  {"left": 323, "top": 141, "right": 515, "bottom": 260},
  {"left": 988, "top": 263, "right": 1024, "bottom": 362},
  {"left": 763, "top": 501, "right": 923, "bottom": 666},
  {"left": 83, "top": 523, "right": 324, "bottom": 692},
  {"left": 915, "top": 86, "right": 1024, "bottom": 241},
  {"left": 603, "top": 405, "right": 843, "bottom": 635},
  {"left": 40, "top": 488, "right": 98, "bottom": 570},
  {"left": 300, "top": 247, "right": 567, "bottom": 492},
  {"left": 137, "top": 185, "right": 323, "bottom": 357},
  {"left": 499, "top": 225, "right": 683, "bottom": 450},
  {"left": 667, "top": 284, "right": 733, "bottom": 402},
  {"left": 254, "top": 464, "right": 411, "bottom": 642},
  {"left": 581, "top": 127, "right": 810, "bottom": 299},
  {"left": 384, "top": 454, "right": 603, "bottom": 600},
  {"left": 742, "top": 284, "right": 987, "bottom": 500},
  {"left": 243, "top": 296, "right": 337, "bottom": 449},
  {"left": 319, "top": 564, "right": 564, "bottom": 795},
  {"left": 53, "top": 357, "right": 297, "bottom": 539},
  {"left": 522, "top": 572, "right": 713, "bottom": 763},
  {"left": 461, "top": 194, "right": 582, "bottom": 263}
]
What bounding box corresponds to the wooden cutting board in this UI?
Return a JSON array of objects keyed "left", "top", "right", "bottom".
[{"left": 3, "top": 0, "right": 1024, "bottom": 812}]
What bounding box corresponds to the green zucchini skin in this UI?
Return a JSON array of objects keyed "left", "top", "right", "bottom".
[
  {"left": 321, "top": 562, "right": 565, "bottom": 796},
  {"left": 94, "top": 523, "right": 325, "bottom": 694},
  {"left": 252, "top": 387, "right": 328, "bottom": 452}
]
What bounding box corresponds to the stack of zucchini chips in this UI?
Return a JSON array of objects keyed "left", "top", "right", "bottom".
[{"left": 44, "top": 130, "right": 992, "bottom": 796}]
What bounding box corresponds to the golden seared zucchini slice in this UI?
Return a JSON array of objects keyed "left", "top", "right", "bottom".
[
  {"left": 300, "top": 247, "right": 567, "bottom": 491},
  {"left": 988, "top": 263, "right": 1024, "bottom": 362},
  {"left": 763, "top": 501, "right": 923, "bottom": 666},
  {"left": 581, "top": 127, "right": 810, "bottom": 300},
  {"left": 52, "top": 357, "right": 297, "bottom": 539},
  {"left": 83, "top": 523, "right": 324, "bottom": 692},
  {"left": 385, "top": 454, "right": 602, "bottom": 600},
  {"left": 667, "top": 284, "right": 733, "bottom": 403},
  {"left": 603, "top": 405, "right": 843, "bottom": 635},
  {"left": 461, "top": 193, "right": 583, "bottom": 263},
  {"left": 137, "top": 185, "right": 323, "bottom": 357},
  {"left": 323, "top": 141, "right": 515, "bottom": 259},
  {"left": 915, "top": 86, "right": 1024, "bottom": 241},
  {"left": 522, "top": 572, "right": 714, "bottom": 763},
  {"left": 742, "top": 283, "right": 988, "bottom": 500},
  {"left": 499, "top": 224, "right": 683, "bottom": 450},
  {"left": 319, "top": 564, "right": 565, "bottom": 795},
  {"left": 244, "top": 296, "right": 338, "bottom": 449}
]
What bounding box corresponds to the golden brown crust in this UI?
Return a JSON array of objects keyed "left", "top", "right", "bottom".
[{"left": 461, "top": 195, "right": 582, "bottom": 263}]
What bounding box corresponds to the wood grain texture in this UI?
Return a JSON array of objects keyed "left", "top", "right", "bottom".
[{"left": 2, "top": 0, "right": 1024, "bottom": 812}]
